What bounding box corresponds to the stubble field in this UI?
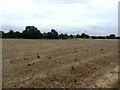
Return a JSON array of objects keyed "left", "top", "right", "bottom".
[{"left": 2, "top": 39, "right": 118, "bottom": 88}]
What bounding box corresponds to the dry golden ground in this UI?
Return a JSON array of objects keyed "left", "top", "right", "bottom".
[{"left": 2, "top": 39, "right": 118, "bottom": 88}]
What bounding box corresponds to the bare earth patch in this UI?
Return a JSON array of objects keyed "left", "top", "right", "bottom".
[{"left": 2, "top": 39, "right": 118, "bottom": 88}]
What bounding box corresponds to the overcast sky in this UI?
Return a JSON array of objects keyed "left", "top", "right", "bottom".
[{"left": 0, "top": 0, "right": 119, "bottom": 36}]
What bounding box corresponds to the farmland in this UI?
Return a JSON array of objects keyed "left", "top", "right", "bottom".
[{"left": 2, "top": 39, "right": 118, "bottom": 88}]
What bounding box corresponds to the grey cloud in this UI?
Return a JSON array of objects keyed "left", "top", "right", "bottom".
[
  {"left": 32, "top": 0, "right": 88, "bottom": 4},
  {"left": 1, "top": 24, "right": 24, "bottom": 32},
  {"left": 0, "top": 0, "right": 118, "bottom": 36},
  {"left": 86, "top": 25, "right": 118, "bottom": 36}
]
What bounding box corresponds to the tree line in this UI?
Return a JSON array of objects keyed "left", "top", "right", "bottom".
[{"left": 0, "top": 26, "right": 119, "bottom": 39}]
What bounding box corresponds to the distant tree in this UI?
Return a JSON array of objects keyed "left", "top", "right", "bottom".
[
  {"left": 85, "top": 35, "right": 89, "bottom": 38},
  {"left": 69, "top": 34, "right": 74, "bottom": 38},
  {"left": 22, "top": 29, "right": 29, "bottom": 39},
  {"left": 59, "top": 33, "right": 64, "bottom": 39},
  {"left": 6, "top": 30, "right": 15, "bottom": 38},
  {"left": 2, "top": 26, "right": 117, "bottom": 40},
  {"left": 75, "top": 34, "right": 81, "bottom": 38},
  {"left": 0, "top": 31, "right": 3, "bottom": 38},
  {"left": 81, "top": 33, "right": 89, "bottom": 38},
  {"left": 59, "top": 33, "right": 68, "bottom": 39},
  {"left": 51, "top": 29, "right": 59, "bottom": 39},
  {"left": 81, "top": 33, "right": 86, "bottom": 38},
  {"left": 1, "top": 31, "right": 8, "bottom": 38},
  {"left": 1, "top": 31, "right": 4, "bottom": 34},
  {"left": 115, "top": 37, "right": 120, "bottom": 39},
  {"left": 46, "top": 32, "right": 53, "bottom": 39},
  {"left": 91, "top": 36, "right": 107, "bottom": 39},
  {"left": 108, "top": 34, "right": 115, "bottom": 39},
  {"left": 43, "top": 33, "right": 47, "bottom": 39},
  {"left": 110, "top": 34, "right": 115, "bottom": 37},
  {"left": 97, "top": 36, "right": 106, "bottom": 39},
  {"left": 14, "top": 31, "right": 22, "bottom": 38},
  {"left": 9, "top": 30, "right": 14, "bottom": 34},
  {"left": 63, "top": 34, "right": 69, "bottom": 39},
  {"left": 22, "top": 26, "right": 42, "bottom": 39},
  {"left": 91, "top": 36, "right": 97, "bottom": 39}
]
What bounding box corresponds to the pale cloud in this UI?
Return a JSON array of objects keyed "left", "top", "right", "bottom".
[{"left": 0, "top": 0, "right": 119, "bottom": 36}]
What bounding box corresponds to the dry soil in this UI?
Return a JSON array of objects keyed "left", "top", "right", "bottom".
[{"left": 2, "top": 39, "right": 119, "bottom": 88}]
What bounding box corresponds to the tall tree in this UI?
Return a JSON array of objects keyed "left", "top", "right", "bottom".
[
  {"left": 51, "top": 29, "right": 58, "bottom": 39},
  {"left": 22, "top": 26, "right": 43, "bottom": 39},
  {"left": 7, "top": 30, "right": 15, "bottom": 38}
]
